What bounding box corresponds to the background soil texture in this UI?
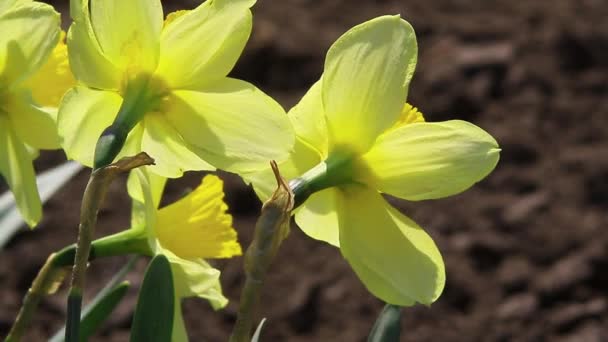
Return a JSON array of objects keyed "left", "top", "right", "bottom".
[{"left": 1, "top": 0, "right": 607, "bottom": 341}]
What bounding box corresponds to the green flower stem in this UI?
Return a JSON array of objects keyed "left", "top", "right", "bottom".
[
  {"left": 5, "top": 254, "right": 66, "bottom": 342},
  {"left": 230, "top": 162, "right": 294, "bottom": 342},
  {"left": 290, "top": 151, "right": 355, "bottom": 208},
  {"left": 93, "top": 75, "right": 155, "bottom": 170},
  {"left": 4, "top": 229, "right": 149, "bottom": 342},
  {"left": 65, "top": 153, "right": 154, "bottom": 342}
]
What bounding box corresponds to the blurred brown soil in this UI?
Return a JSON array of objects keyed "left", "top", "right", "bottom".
[{"left": 2, "top": 0, "right": 608, "bottom": 341}]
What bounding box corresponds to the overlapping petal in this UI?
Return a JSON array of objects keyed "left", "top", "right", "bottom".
[
  {"left": 288, "top": 80, "right": 328, "bottom": 157},
  {"left": 322, "top": 15, "right": 417, "bottom": 153},
  {"left": 141, "top": 114, "right": 215, "bottom": 178},
  {"left": 89, "top": 0, "right": 163, "bottom": 72},
  {"left": 294, "top": 188, "right": 340, "bottom": 247},
  {"left": 358, "top": 120, "right": 500, "bottom": 201},
  {"left": 244, "top": 138, "right": 321, "bottom": 202},
  {"left": 58, "top": 86, "right": 122, "bottom": 166},
  {"left": 338, "top": 185, "right": 445, "bottom": 306},
  {"left": 0, "top": 2, "right": 59, "bottom": 86},
  {"left": 7, "top": 91, "right": 59, "bottom": 149},
  {"left": 166, "top": 250, "right": 227, "bottom": 309},
  {"left": 157, "top": 0, "right": 255, "bottom": 89},
  {"left": 166, "top": 78, "right": 294, "bottom": 173},
  {"left": 0, "top": 116, "right": 40, "bottom": 227},
  {"left": 23, "top": 31, "right": 75, "bottom": 107},
  {"left": 67, "top": 13, "right": 120, "bottom": 89}
]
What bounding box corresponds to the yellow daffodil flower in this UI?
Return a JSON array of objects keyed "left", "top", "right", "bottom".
[
  {"left": 246, "top": 16, "right": 500, "bottom": 306},
  {"left": 0, "top": 0, "right": 73, "bottom": 227},
  {"left": 126, "top": 168, "right": 241, "bottom": 341},
  {"left": 59, "top": 0, "right": 294, "bottom": 177}
]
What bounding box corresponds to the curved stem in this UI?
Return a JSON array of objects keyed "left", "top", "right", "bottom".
[
  {"left": 5, "top": 254, "right": 66, "bottom": 342},
  {"left": 229, "top": 162, "right": 294, "bottom": 342},
  {"left": 65, "top": 153, "right": 154, "bottom": 342}
]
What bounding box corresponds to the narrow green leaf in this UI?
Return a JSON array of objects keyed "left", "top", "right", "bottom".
[
  {"left": 251, "top": 318, "right": 266, "bottom": 342},
  {"left": 50, "top": 257, "right": 138, "bottom": 342},
  {"left": 80, "top": 282, "right": 129, "bottom": 340},
  {"left": 0, "top": 161, "right": 82, "bottom": 248},
  {"left": 367, "top": 304, "right": 402, "bottom": 342},
  {"left": 130, "top": 255, "right": 174, "bottom": 342}
]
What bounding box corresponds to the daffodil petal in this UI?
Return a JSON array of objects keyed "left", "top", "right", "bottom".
[
  {"left": 89, "top": 0, "right": 163, "bottom": 72},
  {"left": 244, "top": 137, "right": 322, "bottom": 202},
  {"left": 338, "top": 185, "right": 445, "bottom": 306},
  {"left": 167, "top": 78, "right": 294, "bottom": 173},
  {"left": 7, "top": 91, "right": 59, "bottom": 149},
  {"left": 58, "top": 86, "right": 122, "bottom": 167},
  {"left": 0, "top": 115, "right": 41, "bottom": 227},
  {"left": 288, "top": 80, "right": 328, "bottom": 157},
  {"left": 0, "top": 0, "right": 22, "bottom": 15},
  {"left": 141, "top": 114, "right": 215, "bottom": 178},
  {"left": 67, "top": 14, "right": 120, "bottom": 89},
  {"left": 156, "top": 175, "right": 241, "bottom": 260},
  {"left": 127, "top": 168, "right": 162, "bottom": 249},
  {"left": 164, "top": 249, "right": 228, "bottom": 309},
  {"left": 157, "top": 0, "right": 255, "bottom": 89},
  {"left": 172, "top": 299, "right": 188, "bottom": 342},
  {"left": 294, "top": 188, "right": 340, "bottom": 247},
  {"left": 358, "top": 120, "right": 500, "bottom": 201},
  {"left": 0, "top": 2, "right": 59, "bottom": 86},
  {"left": 23, "top": 31, "right": 75, "bottom": 107},
  {"left": 323, "top": 15, "right": 417, "bottom": 153}
]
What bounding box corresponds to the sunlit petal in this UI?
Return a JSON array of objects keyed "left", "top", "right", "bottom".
[
  {"left": 358, "top": 120, "right": 500, "bottom": 200},
  {"left": 338, "top": 185, "right": 445, "bottom": 305}
]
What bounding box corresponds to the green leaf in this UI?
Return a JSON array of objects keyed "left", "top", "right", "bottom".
[
  {"left": 367, "top": 304, "right": 402, "bottom": 342},
  {"left": 251, "top": 318, "right": 266, "bottom": 342},
  {"left": 50, "top": 257, "right": 137, "bottom": 342},
  {"left": 0, "top": 161, "right": 82, "bottom": 248},
  {"left": 130, "top": 254, "right": 175, "bottom": 342}
]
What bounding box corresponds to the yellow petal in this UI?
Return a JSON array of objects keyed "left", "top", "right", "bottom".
[
  {"left": 322, "top": 15, "right": 418, "bottom": 154},
  {"left": 0, "top": 0, "right": 23, "bottom": 15},
  {"left": 23, "top": 31, "right": 74, "bottom": 108},
  {"left": 338, "top": 185, "right": 445, "bottom": 305},
  {"left": 67, "top": 9, "right": 120, "bottom": 89},
  {"left": 0, "top": 2, "right": 60, "bottom": 86},
  {"left": 127, "top": 168, "right": 162, "bottom": 250},
  {"left": 6, "top": 90, "right": 60, "bottom": 149},
  {"left": 89, "top": 0, "right": 163, "bottom": 73},
  {"left": 164, "top": 249, "right": 228, "bottom": 309},
  {"left": 57, "top": 86, "right": 122, "bottom": 167},
  {"left": 0, "top": 115, "right": 41, "bottom": 227},
  {"left": 166, "top": 78, "right": 294, "bottom": 173},
  {"left": 156, "top": 0, "right": 255, "bottom": 89},
  {"left": 141, "top": 113, "right": 215, "bottom": 178},
  {"left": 243, "top": 137, "right": 322, "bottom": 202},
  {"left": 358, "top": 120, "right": 500, "bottom": 201},
  {"left": 172, "top": 298, "right": 188, "bottom": 342},
  {"left": 156, "top": 175, "right": 242, "bottom": 260},
  {"left": 294, "top": 188, "right": 340, "bottom": 247},
  {"left": 288, "top": 80, "right": 329, "bottom": 158}
]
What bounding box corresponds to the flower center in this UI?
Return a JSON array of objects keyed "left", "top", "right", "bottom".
[{"left": 119, "top": 72, "right": 171, "bottom": 115}]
